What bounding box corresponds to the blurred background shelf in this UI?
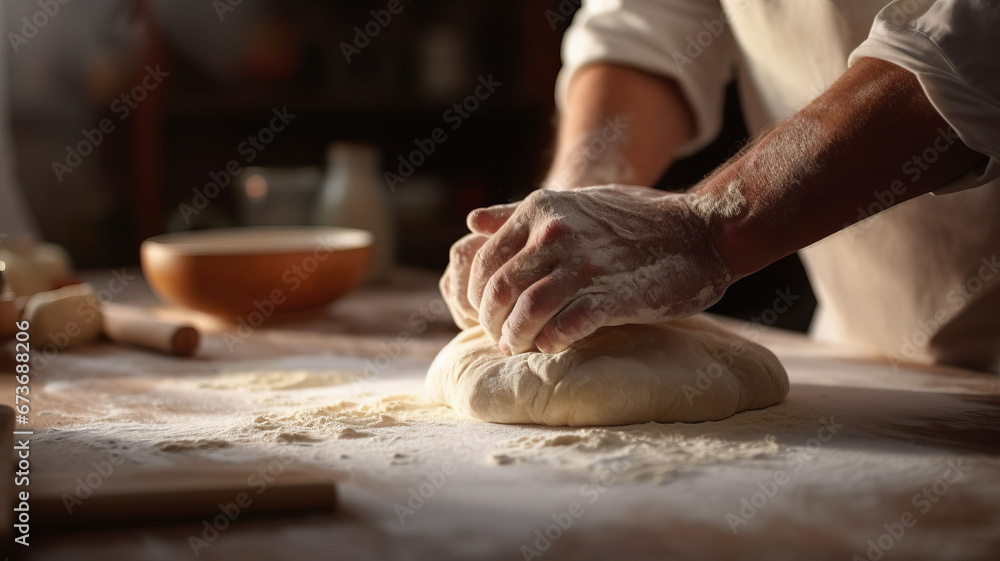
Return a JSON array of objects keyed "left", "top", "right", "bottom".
[{"left": 6, "top": 0, "right": 816, "bottom": 330}]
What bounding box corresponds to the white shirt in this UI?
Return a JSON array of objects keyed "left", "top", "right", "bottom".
[{"left": 557, "top": 0, "right": 1000, "bottom": 372}]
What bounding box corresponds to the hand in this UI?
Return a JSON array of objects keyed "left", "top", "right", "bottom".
[
  {"left": 439, "top": 203, "right": 519, "bottom": 329},
  {"left": 467, "top": 185, "right": 733, "bottom": 355}
]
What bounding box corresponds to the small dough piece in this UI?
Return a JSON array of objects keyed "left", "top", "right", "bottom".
[
  {"left": 0, "top": 242, "right": 73, "bottom": 296},
  {"left": 30, "top": 242, "right": 74, "bottom": 288},
  {"left": 0, "top": 250, "right": 48, "bottom": 296},
  {"left": 427, "top": 315, "right": 789, "bottom": 426},
  {"left": 24, "top": 283, "right": 103, "bottom": 349}
]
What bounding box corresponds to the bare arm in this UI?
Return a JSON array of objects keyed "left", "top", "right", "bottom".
[
  {"left": 467, "top": 58, "right": 989, "bottom": 354},
  {"left": 702, "top": 57, "right": 988, "bottom": 277},
  {"left": 544, "top": 63, "right": 695, "bottom": 190}
]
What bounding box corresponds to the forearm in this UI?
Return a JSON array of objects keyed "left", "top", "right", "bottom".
[
  {"left": 694, "top": 58, "right": 988, "bottom": 278},
  {"left": 545, "top": 63, "right": 696, "bottom": 190}
]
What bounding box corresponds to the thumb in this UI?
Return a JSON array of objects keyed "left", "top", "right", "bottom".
[{"left": 467, "top": 202, "right": 520, "bottom": 235}]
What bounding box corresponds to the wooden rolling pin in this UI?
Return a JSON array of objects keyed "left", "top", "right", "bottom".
[
  {"left": 33, "top": 467, "right": 338, "bottom": 531},
  {"left": 102, "top": 303, "right": 200, "bottom": 356}
]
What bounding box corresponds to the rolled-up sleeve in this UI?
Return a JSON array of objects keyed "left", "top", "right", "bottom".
[
  {"left": 556, "top": 0, "right": 737, "bottom": 157},
  {"left": 849, "top": 0, "right": 1000, "bottom": 193}
]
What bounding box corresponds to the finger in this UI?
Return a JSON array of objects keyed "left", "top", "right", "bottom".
[
  {"left": 478, "top": 250, "right": 559, "bottom": 348},
  {"left": 467, "top": 202, "right": 520, "bottom": 236},
  {"left": 499, "top": 261, "right": 601, "bottom": 355},
  {"left": 534, "top": 293, "right": 609, "bottom": 354},
  {"left": 440, "top": 273, "right": 479, "bottom": 329},
  {"left": 468, "top": 216, "right": 530, "bottom": 313},
  {"left": 440, "top": 234, "right": 488, "bottom": 329}
]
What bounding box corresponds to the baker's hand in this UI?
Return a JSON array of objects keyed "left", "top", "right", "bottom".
[
  {"left": 467, "top": 185, "right": 733, "bottom": 355},
  {"left": 440, "top": 203, "right": 519, "bottom": 329}
]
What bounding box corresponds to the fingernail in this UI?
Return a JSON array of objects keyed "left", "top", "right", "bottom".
[
  {"left": 467, "top": 210, "right": 483, "bottom": 231},
  {"left": 534, "top": 329, "right": 553, "bottom": 353}
]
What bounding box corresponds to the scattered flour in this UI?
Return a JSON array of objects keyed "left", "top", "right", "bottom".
[
  {"left": 193, "top": 369, "right": 362, "bottom": 391},
  {"left": 491, "top": 422, "right": 782, "bottom": 484}
]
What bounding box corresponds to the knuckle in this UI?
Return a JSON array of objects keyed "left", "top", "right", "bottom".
[
  {"left": 524, "top": 189, "right": 547, "bottom": 204},
  {"left": 537, "top": 218, "right": 569, "bottom": 245},
  {"left": 519, "top": 285, "right": 556, "bottom": 323},
  {"left": 525, "top": 188, "right": 561, "bottom": 209},
  {"left": 469, "top": 254, "right": 490, "bottom": 284},
  {"left": 451, "top": 234, "right": 480, "bottom": 261},
  {"left": 488, "top": 275, "right": 512, "bottom": 307},
  {"left": 477, "top": 242, "right": 509, "bottom": 272},
  {"left": 560, "top": 296, "right": 602, "bottom": 335},
  {"left": 496, "top": 243, "right": 514, "bottom": 258}
]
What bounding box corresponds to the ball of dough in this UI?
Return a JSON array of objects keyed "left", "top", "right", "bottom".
[
  {"left": 427, "top": 315, "right": 789, "bottom": 426},
  {"left": 24, "top": 283, "right": 103, "bottom": 349}
]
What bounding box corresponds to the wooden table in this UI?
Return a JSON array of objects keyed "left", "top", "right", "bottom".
[{"left": 2, "top": 268, "right": 998, "bottom": 560}]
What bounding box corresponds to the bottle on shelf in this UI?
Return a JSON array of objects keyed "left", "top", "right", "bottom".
[{"left": 314, "top": 142, "right": 396, "bottom": 282}]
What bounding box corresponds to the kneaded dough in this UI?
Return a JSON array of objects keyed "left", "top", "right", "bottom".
[{"left": 427, "top": 315, "right": 789, "bottom": 426}]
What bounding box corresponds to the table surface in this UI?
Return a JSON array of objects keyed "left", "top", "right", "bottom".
[{"left": 3, "top": 268, "right": 998, "bottom": 561}]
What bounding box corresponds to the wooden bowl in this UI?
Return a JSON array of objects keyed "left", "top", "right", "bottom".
[{"left": 140, "top": 227, "right": 372, "bottom": 318}]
